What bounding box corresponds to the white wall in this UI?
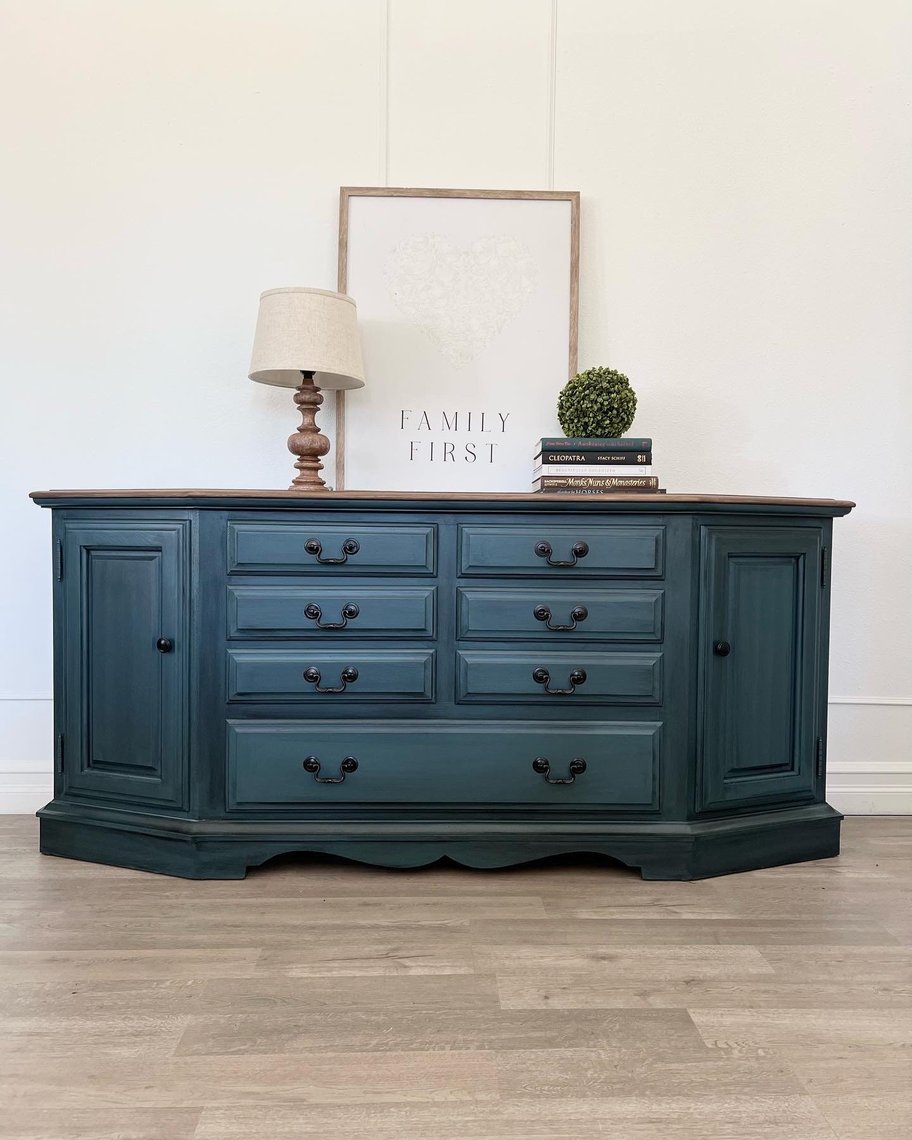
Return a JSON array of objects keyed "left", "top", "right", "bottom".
[{"left": 2, "top": 0, "right": 910, "bottom": 813}]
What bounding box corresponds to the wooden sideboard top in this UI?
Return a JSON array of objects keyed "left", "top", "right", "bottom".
[{"left": 30, "top": 489, "right": 855, "bottom": 515}]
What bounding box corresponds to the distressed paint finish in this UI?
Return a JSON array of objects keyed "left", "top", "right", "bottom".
[
  {"left": 226, "top": 720, "right": 661, "bottom": 811},
  {"left": 228, "top": 585, "right": 437, "bottom": 640},
  {"left": 227, "top": 521, "right": 437, "bottom": 575},
  {"left": 697, "top": 527, "right": 822, "bottom": 811},
  {"left": 456, "top": 585, "right": 664, "bottom": 642},
  {"left": 59, "top": 520, "right": 190, "bottom": 809},
  {"left": 32, "top": 491, "right": 853, "bottom": 880}
]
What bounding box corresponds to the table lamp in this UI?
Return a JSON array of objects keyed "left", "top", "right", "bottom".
[{"left": 249, "top": 287, "right": 365, "bottom": 491}]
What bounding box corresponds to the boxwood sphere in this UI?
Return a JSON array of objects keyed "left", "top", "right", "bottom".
[{"left": 557, "top": 366, "right": 637, "bottom": 438}]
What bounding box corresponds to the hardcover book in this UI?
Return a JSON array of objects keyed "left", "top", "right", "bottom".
[
  {"left": 539, "top": 450, "right": 652, "bottom": 464},
  {"left": 534, "top": 464, "right": 654, "bottom": 477},
  {"left": 534, "top": 486, "right": 665, "bottom": 495},
  {"left": 535, "top": 437, "right": 652, "bottom": 454},
  {"left": 534, "top": 474, "right": 660, "bottom": 491}
]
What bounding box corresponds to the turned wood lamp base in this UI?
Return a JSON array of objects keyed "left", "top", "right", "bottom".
[
  {"left": 248, "top": 287, "right": 364, "bottom": 493},
  {"left": 287, "top": 371, "right": 332, "bottom": 492}
]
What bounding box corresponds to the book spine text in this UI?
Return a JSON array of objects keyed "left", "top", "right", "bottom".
[
  {"left": 537, "top": 437, "right": 652, "bottom": 452},
  {"left": 538, "top": 451, "right": 652, "bottom": 464},
  {"left": 535, "top": 464, "right": 653, "bottom": 477},
  {"left": 536, "top": 475, "right": 660, "bottom": 490}
]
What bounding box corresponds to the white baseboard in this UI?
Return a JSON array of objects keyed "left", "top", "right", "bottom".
[
  {"left": 826, "top": 757, "right": 912, "bottom": 814},
  {"left": 4, "top": 773, "right": 910, "bottom": 816},
  {"left": 0, "top": 773, "right": 52, "bottom": 814},
  {"left": 825, "top": 702, "right": 912, "bottom": 813},
  {"left": 0, "top": 698, "right": 54, "bottom": 813},
  {"left": 827, "top": 786, "right": 912, "bottom": 814},
  {"left": 2, "top": 697, "right": 911, "bottom": 815},
  {"left": 3, "top": 781, "right": 908, "bottom": 816}
]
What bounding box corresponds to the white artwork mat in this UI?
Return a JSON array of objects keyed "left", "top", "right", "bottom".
[{"left": 339, "top": 193, "right": 576, "bottom": 492}]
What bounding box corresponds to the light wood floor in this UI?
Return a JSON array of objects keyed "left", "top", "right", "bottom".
[{"left": 0, "top": 817, "right": 910, "bottom": 1140}]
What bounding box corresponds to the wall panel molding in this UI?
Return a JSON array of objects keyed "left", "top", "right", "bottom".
[
  {"left": 828, "top": 696, "right": 912, "bottom": 706},
  {"left": 379, "top": 0, "right": 390, "bottom": 184},
  {"left": 546, "top": 0, "right": 558, "bottom": 189}
]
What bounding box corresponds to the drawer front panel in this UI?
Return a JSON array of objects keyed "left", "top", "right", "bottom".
[
  {"left": 228, "top": 522, "right": 436, "bottom": 575},
  {"left": 457, "top": 650, "right": 662, "bottom": 704},
  {"left": 227, "top": 649, "right": 435, "bottom": 701},
  {"left": 459, "top": 524, "right": 664, "bottom": 577},
  {"left": 457, "top": 587, "right": 663, "bottom": 641},
  {"left": 227, "top": 720, "right": 660, "bottom": 809},
  {"left": 228, "top": 586, "right": 436, "bottom": 639}
]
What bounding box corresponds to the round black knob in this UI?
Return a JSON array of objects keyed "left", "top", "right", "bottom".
[
  {"left": 532, "top": 667, "right": 550, "bottom": 685},
  {"left": 570, "top": 606, "right": 588, "bottom": 623},
  {"left": 713, "top": 640, "right": 732, "bottom": 657},
  {"left": 341, "top": 539, "right": 360, "bottom": 555},
  {"left": 340, "top": 666, "right": 359, "bottom": 683},
  {"left": 532, "top": 757, "right": 550, "bottom": 774},
  {"left": 533, "top": 605, "right": 551, "bottom": 622},
  {"left": 534, "top": 541, "right": 553, "bottom": 558},
  {"left": 156, "top": 638, "right": 173, "bottom": 653},
  {"left": 302, "top": 756, "right": 320, "bottom": 773},
  {"left": 340, "top": 757, "right": 358, "bottom": 774},
  {"left": 303, "top": 667, "right": 321, "bottom": 683},
  {"left": 568, "top": 758, "right": 587, "bottom": 775},
  {"left": 304, "top": 540, "right": 321, "bottom": 555},
  {"left": 341, "top": 603, "right": 360, "bottom": 619},
  {"left": 569, "top": 668, "right": 587, "bottom": 686},
  {"left": 304, "top": 604, "right": 322, "bottom": 620},
  {"left": 571, "top": 541, "right": 590, "bottom": 559}
]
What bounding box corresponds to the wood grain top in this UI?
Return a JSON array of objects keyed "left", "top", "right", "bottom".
[{"left": 29, "top": 488, "right": 856, "bottom": 512}]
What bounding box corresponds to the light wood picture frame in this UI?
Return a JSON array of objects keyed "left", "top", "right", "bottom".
[{"left": 336, "top": 187, "right": 580, "bottom": 491}]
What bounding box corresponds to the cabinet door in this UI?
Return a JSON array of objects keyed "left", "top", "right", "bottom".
[
  {"left": 61, "top": 521, "right": 189, "bottom": 807},
  {"left": 697, "top": 526, "right": 821, "bottom": 811}
]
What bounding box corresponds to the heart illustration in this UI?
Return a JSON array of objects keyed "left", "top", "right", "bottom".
[{"left": 384, "top": 233, "right": 538, "bottom": 367}]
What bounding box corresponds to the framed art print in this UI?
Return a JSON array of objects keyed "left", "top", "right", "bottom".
[{"left": 336, "top": 187, "right": 579, "bottom": 491}]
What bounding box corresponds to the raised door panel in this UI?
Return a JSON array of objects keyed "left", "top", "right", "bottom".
[
  {"left": 61, "top": 521, "right": 189, "bottom": 806},
  {"left": 697, "top": 526, "right": 821, "bottom": 811}
]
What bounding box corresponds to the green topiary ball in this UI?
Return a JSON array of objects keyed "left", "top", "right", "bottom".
[{"left": 557, "top": 366, "right": 637, "bottom": 438}]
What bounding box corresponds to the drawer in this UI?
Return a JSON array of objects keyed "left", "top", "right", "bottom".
[
  {"left": 459, "top": 524, "right": 664, "bottom": 578},
  {"left": 227, "top": 649, "right": 435, "bottom": 701},
  {"left": 228, "top": 521, "right": 436, "bottom": 575},
  {"left": 456, "top": 650, "right": 662, "bottom": 704},
  {"left": 457, "top": 587, "right": 663, "bottom": 641},
  {"left": 228, "top": 585, "right": 436, "bottom": 639},
  {"left": 227, "top": 719, "right": 660, "bottom": 810}
]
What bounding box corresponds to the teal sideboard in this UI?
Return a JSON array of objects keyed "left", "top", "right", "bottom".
[{"left": 30, "top": 489, "right": 854, "bottom": 880}]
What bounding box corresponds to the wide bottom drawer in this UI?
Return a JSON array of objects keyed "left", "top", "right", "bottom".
[{"left": 227, "top": 720, "right": 660, "bottom": 810}]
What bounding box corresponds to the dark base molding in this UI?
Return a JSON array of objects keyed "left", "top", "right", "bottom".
[{"left": 38, "top": 802, "right": 842, "bottom": 881}]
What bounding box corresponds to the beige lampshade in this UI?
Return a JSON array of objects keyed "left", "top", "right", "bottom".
[{"left": 248, "top": 287, "right": 365, "bottom": 390}]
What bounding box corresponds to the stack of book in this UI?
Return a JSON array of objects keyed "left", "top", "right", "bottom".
[{"left": 532, "top": 437, "right": 661, "bottom": 494}]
